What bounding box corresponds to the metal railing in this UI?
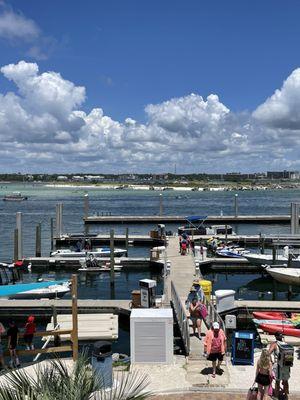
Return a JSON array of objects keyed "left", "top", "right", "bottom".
[
  {"left": 171, "top": 280, "right": 190, "bottom": 355},
  {"left": 193, "top": 252, "right": 226, "bottom": 335}
]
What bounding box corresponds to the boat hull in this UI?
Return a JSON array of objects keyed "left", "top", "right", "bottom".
[
  {"left": 266, "top": 267, "right": 300, "bottom": 285},
  {"left": 9, "top": 287, "right": 70, "bottom": 300}
]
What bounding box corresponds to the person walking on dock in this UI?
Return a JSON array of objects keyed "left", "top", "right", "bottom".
[
  {"left": 269, "top": 332, "right": 290, "bottom": 398},
  {"left": 204, "top": 322, "right": 226, "bottom": 378},
  {"left": 254, "top": 349, "right": 272, "bottom": 400},
  {"left": 7, "top": 320, "right": 20, "bottom": 368},
  {"left": 0, "top": 322, "right": 6, "bottom": 369},
  {"left": 24, "top": 315, "right": 36, "bottom": 350},
  {"left": 189, "top": 298, "right": 203, "bottom": 339}
]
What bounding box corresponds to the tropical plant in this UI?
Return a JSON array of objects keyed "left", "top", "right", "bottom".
[{"left": 0, "top": 353, "right": 151, "bottom": 400}]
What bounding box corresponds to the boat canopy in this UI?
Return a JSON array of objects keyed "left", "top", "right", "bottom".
[
  {"left": 0, "top": 280, "right": 67, "bottom": 297},
  {"left": 185, "top": 215, "right": 207, "bottom": 222}
]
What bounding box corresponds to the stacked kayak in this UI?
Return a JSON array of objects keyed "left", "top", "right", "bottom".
[{"left": 253, "top": 311, "right": 300, "bottom": 337}]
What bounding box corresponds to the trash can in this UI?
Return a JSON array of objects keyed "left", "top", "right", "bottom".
[
  {"left": 199, "top": 280, "right": 212, "bottom": 301},
  {"left": 92, "top": 341, "right": 113, "bottom": 388}
]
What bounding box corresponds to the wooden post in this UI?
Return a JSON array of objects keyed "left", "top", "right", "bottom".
[
  {"left": 14, "top": 229, "right": 18, "bottom": 261},
  {"left": 225, "top": 224, "right": 228, "bottom": 245},
  {"left": 35, "top": 223, "right": 41, "bottom": 257},
  {"left": 71, "top": 274, "right": 78, "bottom": 361},
  {"left": 272, "top": 246, "right": 276, "bottom": 264},
  {"left": 125, "top": 227, "right": 129, "bottom": 258},
  {"left": 16, "top": 212, "right": 23, "bottom": 259},
  {"left": 159, "top": 193, "right": 163, "bottom": 216},
  {"left": 234, "top": 194, "right": 238, "bottom": 217},
  {"left": 84, "top": 193, "right": 89, "bottom": 219},
  {"left": 261, "top": 237, "right": 265, "bottom": 254},
  {"left": 50, "top": 218, "right": 54, "bottom": 251},
  {"left": 110, "top": 229, "right": 115, "bottom": 287}
]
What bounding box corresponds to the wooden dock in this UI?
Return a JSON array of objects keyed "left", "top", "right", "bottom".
[
  {"left": 167, "top": 237, "right": 207, "bottom": 359},
  {"left": 23, "top": 256, "right": 163, "bottom": 270},
  {"left": 55, "top": 233, "right": 164, "bottom": 247},
  {"left": 46, "top": 313, "right": 118, "bottom": 341},
  {"left": 0, "top": 299, "right": 131, "bottom": 318},
  {"left": 84, "top": 214, "right": 293, "bottom": 225},
  {"left": 194, "top": 234, "right": 300, "bottom": 245}
]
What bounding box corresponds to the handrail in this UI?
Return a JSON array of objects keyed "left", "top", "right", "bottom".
[
  {"left": 171, "top": 280, "right": 190, "bottom": 355},
  {"left": 193, "top": 253, "right": 226, "bottom": 335}
]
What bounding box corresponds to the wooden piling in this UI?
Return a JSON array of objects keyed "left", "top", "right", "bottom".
[
  {"left": 71, "top": 274, "right": 78, "bottom": 361},
  {"left": 50, "top": 218, "right": 54, "bottom": 251},
  {"left": 125, "top": 227, "right": 129, "bottom": 257},
  {"left": 159, "top": 193, "right": 163, "bottom": 216},
  {"left": 272, "top": 246, "right": 276, "bottom": 264},
  {"left": 13, "top": 229, "right": 18, "bottom": 261},
  {"left": 35, "top": 223, "right": 41, "bottom": 257},
  {"left": 110, "top": 229, "right": 115, "bottom": 287},
  {"left": 225, "top": 224, "right": 228, "bottom": 244},
  {"left": 16, "top": 212, "right": 23, "bottom": 259},
  {"left": 234, "top": 194, "right": 238, "bottom": 217}
]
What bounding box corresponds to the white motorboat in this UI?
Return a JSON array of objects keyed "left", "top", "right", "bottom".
[
  {"left": 78, "top": 265, "right": 123, "bottom": 273},
  {"left": 3, "top": 192, "right": 28, "bottom": 201},
  {"left": 50, "top": 247, "right": 127, "bottom": 258},
  {"left": 8, "top": 282, "right": 70, "bottom": 300},
  {"left": 216, "top": 246, "right": 250, "bottom": 258},
  {"left": 245, "top": 246, "right": 300, "bottom": 267},
  {"left": 265, "top": 266, "right": 300, "bottom": 286}
]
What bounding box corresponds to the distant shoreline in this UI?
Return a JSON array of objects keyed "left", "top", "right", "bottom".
[{"left": 43, "top": 183, "right": 295, "bottom": 191}]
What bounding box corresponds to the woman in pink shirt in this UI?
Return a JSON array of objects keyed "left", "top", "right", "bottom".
[{"left": 204, "top": 322, "right": 227, "bottom": 378}]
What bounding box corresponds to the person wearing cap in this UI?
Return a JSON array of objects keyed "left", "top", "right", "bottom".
[
  {"left": 192, "top": 280, "right": 204, "bottom": 302},
  {"left": 269, "top": 331, "right": 290, "bottom": 398},
  {"left": 24, "top": 315, "right": 36, "bottom": 350},
  {"left": 204, "top": 322, "right": 227, "bottom": 378}
]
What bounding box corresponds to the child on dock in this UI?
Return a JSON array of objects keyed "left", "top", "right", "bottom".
[
  {"left": 254, "top": 349, "right": 272, "bottom": 400},
  {"left": 7, "top": 320, "right": 20, "bottom": 368},
  {"left": 24, "top": 315, "right": 36, "bottom": 350}
]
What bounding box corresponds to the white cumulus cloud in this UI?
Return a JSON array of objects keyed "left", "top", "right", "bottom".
[
  {"left": 0, "top": 8, "right": 40, "bottom": 41},
  {"left": 0, "top": 60, "right": 300, "bottom": 172}
]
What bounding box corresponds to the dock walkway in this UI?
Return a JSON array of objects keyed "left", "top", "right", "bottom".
[
  {"left": 84, "top": 214, "right": 293, "bottom": 224},
  {"left": 167, "top": 236, "right": 230, "bottom": 387}
]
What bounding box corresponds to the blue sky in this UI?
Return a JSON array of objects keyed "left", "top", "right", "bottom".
[
  {"left": 3, "top": 0, "right": 300, "bottom": 120},
  {"left": 1, "top": 0, "right": 300, "bottom": 173}
]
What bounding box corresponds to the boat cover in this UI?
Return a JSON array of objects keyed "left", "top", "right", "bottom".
[
  {"left": 185, "top": 215, "right": 207, "bottom": 222},
  {"left": 0, "top": 280, "right": 67, "bottom": 297}
]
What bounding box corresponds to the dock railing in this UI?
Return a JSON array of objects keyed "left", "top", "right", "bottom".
[
  {"left": 194, "top": 255, "right": 226, "bottom": 334},
  {"left": 171, "top": 280, "right": 190, "bottom": 355}
]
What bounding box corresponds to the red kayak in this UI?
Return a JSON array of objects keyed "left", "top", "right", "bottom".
[
  {"left": 259, "top": 323, "right": 300, "bottom": 337},
  {"left": 253, "top": 311, "right": 287, "bottom": 320}
]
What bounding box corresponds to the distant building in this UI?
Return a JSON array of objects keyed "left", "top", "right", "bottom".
[
  {"left": 72, "top": 175, "right": 84, "bottom": 182},
  {"left": 57, "top": 175, "right": 68, "bottom": 181},
  {"left": 266, "top": 170, "right": 299, "bottom": 180}
]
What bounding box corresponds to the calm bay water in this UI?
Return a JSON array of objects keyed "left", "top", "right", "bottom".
[
  {"left": 1, "top": 183, "right": 300, "bottom": 355},
  {"left": 0, "top": 183, "right": 299, "bottom": 303}
]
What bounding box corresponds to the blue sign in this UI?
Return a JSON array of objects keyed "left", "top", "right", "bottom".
[{"left": 231, "top": 331, "right": 255, "bottom": 365}]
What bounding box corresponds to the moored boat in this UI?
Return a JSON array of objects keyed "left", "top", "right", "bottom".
[
  {"left": 8, "top": 282, "right": 70, "bottom": 299},
  {"left": 50, "top": 247, "right": 127, "bottom": 258},
  {"left": 216, "top": 246, "right": 250, "bottom": 258},
  {"left": 265, "top": 266, "right": 300, "bottom": 286},
  {"left": 3, "top": 192, "right": 28, "bottom": 201},
  {"left": 253, "top": 311, "right": 289, "bottom": 320}
]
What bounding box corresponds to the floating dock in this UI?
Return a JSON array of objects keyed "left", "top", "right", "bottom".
[
  {"left": 46, "top": 313, "right": 118, "bottom": 341},
  {"left": 194, "top": 234, "right": 300, "bottom": 245},
  {"left": 55, "top": 233, "right": 164, "bottom": 247},
  {"left": 0, "top": 299, "right": 131, "bottom": 318},
  {"left": 23, "top": 256, "right": 163, "bottom": 270},
  {"left": 84, "top": 214, "right": 294, "bottom": 224}
]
